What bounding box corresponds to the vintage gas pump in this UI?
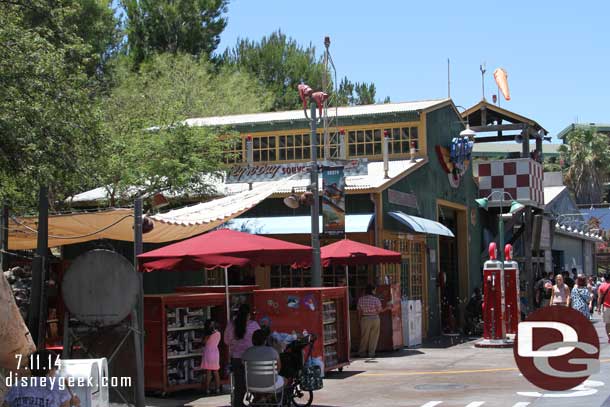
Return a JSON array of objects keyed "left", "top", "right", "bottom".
[
  {"left": 503, "top": 244, "right": 520, "bottom": 336},
  {"left": 481, "top": 242, "right": 505, "bottom": 341}
]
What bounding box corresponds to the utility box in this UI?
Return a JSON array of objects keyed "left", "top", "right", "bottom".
[
  {"left": 58, "top": 358, "right": 109, "bottom": 407},
  {"left": 402, "top": 299, "right": 422, "bottom": 347}
]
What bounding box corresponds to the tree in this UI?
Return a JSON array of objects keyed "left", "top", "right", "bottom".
[
  {"left": 335, "top": 77, "right": 381, "bottom": 106},
  {"left": 16, "top": 0, "right": 120, "bottom": 85},
  {"left": 559, "top": 128, "right": 610, "bottom": 204},
  {"left": 0, "top": 3, "right": 104, "bottom": 211},
  {"left": 223, "top": 30, "right": 383, "bottom": 111},
  {"left": 96, "top": 54, "right": 273, "bottom": 206},
  {"left": 121, "top": 0, "right": 228, "bottom": 66}
]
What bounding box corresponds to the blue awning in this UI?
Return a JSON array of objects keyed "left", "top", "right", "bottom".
[
  {"left": 388, "top": 211, "right": 455, "bottom": 237},
  {"left": 223, "top": 214, "right": 374, "bottom": 235}
]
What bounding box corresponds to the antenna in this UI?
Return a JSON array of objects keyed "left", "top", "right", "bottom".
[
  {"left": 480, "top": 63, "right": 487, "bottom": 101},
  {"left": 322, "top": 36, "right": 340, "bottom": 160},
  {"left": 447, "top": 58, "right": 451, "bottom": 99}
]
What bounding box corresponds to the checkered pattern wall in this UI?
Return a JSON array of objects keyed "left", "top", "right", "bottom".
[{"left": 477, "top": 158, "right": 543, "bottom": 206}]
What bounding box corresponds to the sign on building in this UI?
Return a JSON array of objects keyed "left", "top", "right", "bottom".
[
  {"left": 388, "top": 189, "right": 418, "bottom": 209},
  {"left": 225, "top": 159, "right": 367, "bottom": 183}
]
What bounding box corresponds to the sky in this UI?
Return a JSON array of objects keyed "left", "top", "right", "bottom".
[{"left": 216, "top": 0, "right": 610, "bottom": 140}]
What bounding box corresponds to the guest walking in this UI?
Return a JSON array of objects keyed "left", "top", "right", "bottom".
[
  {"left": 224, "top": 304, "right": 260, "bottom": 407},
  {"left": 571, "top": 275, "right": 591, "bottom": 318},
  {"left": 551, "top": 274, "right": 571, "bottom": 307},
  {"left": 201, "top": 319, "right": 221, "bottom": 395}
]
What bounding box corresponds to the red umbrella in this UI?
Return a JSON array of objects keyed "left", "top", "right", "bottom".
[
  {"left": 321, "top": 239, "right": 401, "bottom": 267},
  {"left": 138, "top": 229, "right": 311, "bottom": 271}
]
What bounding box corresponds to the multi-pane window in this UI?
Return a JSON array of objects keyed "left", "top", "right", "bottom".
[
  {"left": 384, "top": 127, "right": 419, "bottom": 156},
  {"left": 270, "top": 265, "right": 311, "bottom": 288},
  {"left": 252, "top": 135, "right": 276, "bottom": 162},
  {"left": 223, "top": 123, "right": 420, "bottom": 164},
  {"left": 279, "top": 134, "right": 310, "bottom": 161}
]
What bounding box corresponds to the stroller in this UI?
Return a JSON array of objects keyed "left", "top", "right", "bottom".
[{"left": 279, "top": 334, "right": 322, "bottom": 407}]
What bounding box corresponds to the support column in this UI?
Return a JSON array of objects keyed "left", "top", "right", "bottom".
[
  {"left": 0, "top": 204, "right": 8, "bottom": 272},
  {"left": 521, "top": 127, "right": 530, "bottom": 158},
  {"left": 133, "top": 198, "right": 145, "bottom": 407},
  {"left": 523, "top": 207, "right": 534, "bottom": 315},
  {"left": 28, "top": 186, "right": 48, "bottom": 348}
]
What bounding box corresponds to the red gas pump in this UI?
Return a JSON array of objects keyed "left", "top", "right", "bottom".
[
  {"left": 481, "top": 242, "right": 505, "bottom": 341},
  {"left": 503, "top": 244, "right": 520, "bottom": 336}
]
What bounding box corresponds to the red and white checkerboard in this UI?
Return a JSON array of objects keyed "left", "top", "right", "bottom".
[{"left": 477, "top": 158, "right": 543, "bottom": 206}]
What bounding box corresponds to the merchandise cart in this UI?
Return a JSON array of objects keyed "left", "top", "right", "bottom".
[
  {"left": 253, "top": 287, "right": 350, "bottom": 373},
  {"left": 175, "top": 285, "right": 257, "bottom": 319},
  {"left": 144, "top": 293, "right": 228, "bottom": 394}
]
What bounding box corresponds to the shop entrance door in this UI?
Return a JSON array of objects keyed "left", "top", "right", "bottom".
[
  {"left": 439, "top": 234, "right": 459, "bottom": 334},
  {"left": 437, "top": 204, "right": 467, "bottom": 335}
]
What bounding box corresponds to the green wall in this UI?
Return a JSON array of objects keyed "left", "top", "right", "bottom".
[{"left": 382, "top": 105, "right": 482, "bottom": 336}]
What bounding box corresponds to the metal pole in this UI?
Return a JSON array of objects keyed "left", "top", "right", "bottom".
[
  {"left": 223, "top": 266, "right": 234, "bottom": 406},
  {"left": 1, "top": 203, "right": 8, "bottom": 272},
  {"left": 322, "top": 39, "right": 330, "bottom": 160},
  {"left": 498, "top": 194, "right": 504, "bottom": 262},
  {"left": 310, "top": 101, "right": 322, "bottom": 287},
  {"left": 344, "top": 265, "right": 351, "bottom": 354},
  {"left": 133, "top": 197, "right": 145, "bottom": 407},
  {"left": 28, "top": 186, "right": 48, "bottom": 348}
]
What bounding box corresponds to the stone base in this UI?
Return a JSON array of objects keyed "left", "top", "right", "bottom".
[{"left": 474, "top": 338, "right": 514, "bottom": 348}]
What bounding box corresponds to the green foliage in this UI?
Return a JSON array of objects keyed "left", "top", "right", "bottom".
[
  {"left": 543, "top": 156, "right": 562, "bottom": 173},
  {"left": 223, "top": 30, "right": 325, "bottom": 111},
  {"left": 335, "top": 77, "right": 380, "bottom": 106},
  {"left": 559, "top": 128, "right": 610, "bottom": 204},
  {"left": 0, "top": 3, "right": 104, "bottom": 210},
  {"left": 121, "top": 0, "right": 228, "bottom": 66},
  {"left": 16, "top": 0, "right": 120, "bottom": 83},
  {"left": 223, "top": 30, "right": 382, "bottom": 111},
  {"left": 97, "top": 54, "right": 273, "bottom": 205}
]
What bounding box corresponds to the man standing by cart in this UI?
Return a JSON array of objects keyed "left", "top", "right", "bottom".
[{"left": 357, "top": 284, "right": 388, "bottom": 359}]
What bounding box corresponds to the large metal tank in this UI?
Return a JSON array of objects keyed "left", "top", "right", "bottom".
[{"left": 62, "top": 249, "right": 139, "bottom": 326}]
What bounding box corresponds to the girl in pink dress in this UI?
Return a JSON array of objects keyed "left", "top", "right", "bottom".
[{"left": 201, "top": 319, "right": 221, "bottom": 395}]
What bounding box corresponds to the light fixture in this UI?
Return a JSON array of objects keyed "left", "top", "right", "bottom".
[
  {"left": 509, "top": 200, "right": 525, "bottom": 214},
  {"left": 283, "top": 189, "right": 300, "bottom": 209},
  {"left": 460, "top": 124, "right": 476, "bottom": 139},
  {"left": 475, "top": 197, "right": 489, "bottom": 210},
  {"left": 299, "top": 190, "right": 314, "bottom": 207}
]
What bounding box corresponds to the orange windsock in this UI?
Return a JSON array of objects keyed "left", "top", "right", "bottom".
[{"left": 493, "top": 68, "right": 510, "bottom": 101}]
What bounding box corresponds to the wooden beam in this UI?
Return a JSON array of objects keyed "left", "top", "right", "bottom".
[
  {"left": 470, "top": 123, "right": 526, "bottom": 133},
  {"left": 473, "top": 135, "right": 518, "bottom": 143},
  {"left": 522, "top": 128, "right": 529, "bottom": 158}
]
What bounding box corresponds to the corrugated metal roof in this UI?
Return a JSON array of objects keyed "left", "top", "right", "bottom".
[
  {"left": 151, "top": 177, "right": 295, "bottom": 226},
  {"left": 69, "top": 159, "right": 424, "bottom": 205},
  {"left": 556, "top": 123, "right": 610, "bottom": 139},
  {"left": 184, "top": 99, "right": 449, "bottom": 127}
]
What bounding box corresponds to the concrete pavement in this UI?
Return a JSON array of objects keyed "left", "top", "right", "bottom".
[{"left": 144, "top": 316, "right": 610, "bottom": 407}]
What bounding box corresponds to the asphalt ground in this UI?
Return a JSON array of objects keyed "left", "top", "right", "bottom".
[{"left": 144, "top": 315, "right": 610, "bottom": 407}]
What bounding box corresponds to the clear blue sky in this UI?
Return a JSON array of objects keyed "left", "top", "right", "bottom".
[{"left": 217, "top": 0, "right": 609, "bottom": 139}]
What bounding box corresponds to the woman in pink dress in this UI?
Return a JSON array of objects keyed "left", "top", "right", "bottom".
[{"left": 201, "top": 319, "right": 221, "bottom": 395}]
